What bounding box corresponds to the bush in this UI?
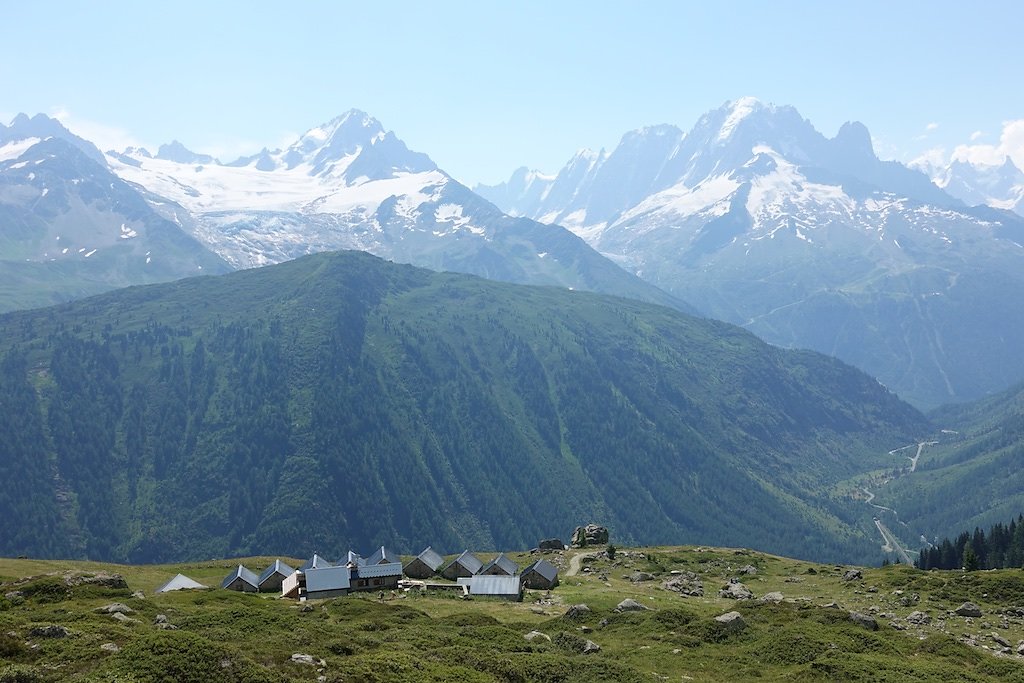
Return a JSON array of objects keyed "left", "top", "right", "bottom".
[{"left": 0, "top": 666, "right": 42, "bottom": 683}]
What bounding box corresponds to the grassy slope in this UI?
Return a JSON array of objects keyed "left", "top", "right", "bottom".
[{"left": 2, "top": 546, "right": 1024, "bottom": 682}]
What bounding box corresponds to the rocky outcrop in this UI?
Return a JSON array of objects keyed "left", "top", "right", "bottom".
[
  {"left": 563, "top": 604, "right": 592, "bottom": 620},
  {"left": 719, "top": 579, "right": 754, "bottom": 600},
  {"left": 539, "top": 538, "right": 565, "bottom": 551},
  {"left": 841, "top": 569, "right": 862, "bottom": 582},
  {"left": 662, "top": 572, "right": 704, "bottom": 597},
  {"left": 570, "top": 524, "right": 609, "bottom": 548}
]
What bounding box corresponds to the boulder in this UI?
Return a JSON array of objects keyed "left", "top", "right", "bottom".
[
  {"left": 570, "top": 524, "right": 609, "bottom": 548},
  {"left": 110, "top": 612, "right": 139, "bottom": 624},
  {"left": 906, "top": 611, "right": 931, "bottom": 625},
  {"left": 154, "top": 614, "right": 169, "bottom": 624},
  {"left": 662, "top": 574, "right": 704, "bottom": 597},
  {"left": 719, "top": 580, "right": 754, "bottom": 600},
  {"left": 29, "top": 625, "right": 69, "bottom": 639},
  {"left": 100, "top": 642, "right": 121, "bottom": 653},
  {"left": 155, "top": 623, "right": 178, "bottom": 630},
  {"left": 539, "top": 538, "right": 564, "bottom": 551},
  {"left": 848, "top": 611, "right": 878, "bottom": 631},
  {"left": 290, "top": 653, "right": 324, "bottom": 666},
  {"left": 524, "top": 630, "right": 551, "bottom": 642},
  {"left": 95, "top": 603, "right": 133, "bottom": 615},
  {"left": 738, "top": 565, "right": 758, "bottom": 575},
  {"left": 563, "top": 604, "right": 592, "bottom": 620},
  {"left": 841, "top": 569, "right": 862, "bottom": 582},
  {"left": 955, "top": 602, "right": 983, "bottom": 618},
  {"left": 630, "top": 572, "right": 655, "bottom": 583},
  {"left": 582, "top": 639, "right": 601, "bottom": 654},
  {"left": 759, "top": 592, "right": 784, "bottom": 604},
  {"left": 614, "top": 598, "right": 650, "bottom": 613},
  {"left": 131, "top": 591, "right": 145, "bottom": 599},
  {"left": 714, "top": 611, "right": 747, "bottom": 632},
  {"left": 992, "top": 633, "right": 1011, "bottom": 648},
  {"left": 64, "top": 571, "right": 128, "bottom": 589}
]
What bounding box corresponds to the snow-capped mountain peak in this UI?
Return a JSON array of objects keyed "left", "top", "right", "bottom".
[
  {"left": 717, "top": 96, "right": 765, "bottom": 142},
  {"left": 281, "top": 109, "right": 386, "bottom": 171}
]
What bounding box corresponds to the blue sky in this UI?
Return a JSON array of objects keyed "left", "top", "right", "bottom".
[{"left": 3, "top": 1, "right": 1022, "bottom": 184}]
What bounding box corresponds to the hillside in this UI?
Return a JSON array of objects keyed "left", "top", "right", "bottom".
[
  {"left": 0, "top": 251, "right": 929, "bottom": 564},
  {"left": 862, "top": 382, "right": 1024, "bottom": 542},
  {"left": 2, "top": 546, "right": 1024, "bottom": 682}
]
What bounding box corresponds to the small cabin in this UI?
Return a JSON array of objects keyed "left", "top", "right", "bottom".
[
  {"left": 351, "top": 562, "right": 402, "bottom": 592},
  {"left": 479, "top": 552, "right": 518, "bottom": 576},
  {"left": 403, "top": 546, "right": 445, "bottom": 579},
  {"left": 221, "top": 565, "right": 259, "bottom": 592},
  {"left": 441, "top": 550, "right": 484, "bottom": 580},
  {"left": 521, "top": 558, "right": 559, "bottom": 590},
  {"left": 457, "top": 575, "right": 523, "bottom": 601},
  {"left": 257, "top": 559, "right": 295, "bottom": 593},
  {"left": 303, "top": 566, "right": 351, "bottom": 600}
]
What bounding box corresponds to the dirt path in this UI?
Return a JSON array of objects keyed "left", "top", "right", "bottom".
[{"left": 566, "top": 551, "right": 597, "bottom": 577}]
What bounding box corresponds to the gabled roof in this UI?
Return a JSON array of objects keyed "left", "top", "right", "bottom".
[
  {"left": 221, "top": 564, "right": 259, "bottom": 589},
  {"left": 445, "top": 550, "right": 483, "bottom": 574},
  {"left": 257, "top": 559, "right": 295, "bottom": 585},
  {"left": 364, "top": 546, "right": 399, "bottom": 566},
  {"left": 356, "top": 562, "right": 403, "bottom": 579},
  {"left": 340, "top": 550, "right": 365, "bottom": 567},
  {"left": 480, "top": 552, "right": 519, "bottom": 575},
  {"left": 457, "top": 575, "right": 523, "bottom": 596},
  {"left": 304, "top": 565, "right": 350, "bottom": 593},
  {"left": 523, "top": 558, "right": 559, "bottom": 582},
  {"left": 300, "top": 554, "right": 334, "bottom": 571},
  {"left": 415, "top": 546, "right": 445, "bottom": 571},
  {"left": 156, "top": 573, "right": 207, "bottom": 593}
]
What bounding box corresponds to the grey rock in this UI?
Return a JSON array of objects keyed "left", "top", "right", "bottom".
[
  {"left": 155, "top": 622, "right": 178, "bottom": 630},
  {"left": 539, "top": 538, "right": 564, "bottom": 551},
  {"left": 29, "top": 625, "right": 69, "bottom": 638},
  {"left": 615, "top": 598, "right": 650, "bottom": 612},
  {"left": 992, "top": 633, "right": 1011, "bottom": 648},
  {"left": 110, "top": 612, "right": 139, "bottom": 624},
  {"left": 842, "top": 569, "right": 863, "bottom": 582},
  {"left": 131, "top": 591, "right": 145, "bottom": 599},
  {"left": 719, "top": 581, "right": 754, "bottom": 600},
  {"left": 630, "top": 572, "right": 655, "bottom": 583},
  {"left": 955, "top": 602, "right": 983, "bottom": 618},
  {"left": 738, "top": 565, "right": 758, "bottom": 575},
  {"left": 906, "top": 611, "right": 931, "bottom": 625},
  {"left": 4, "top": 591, "right": 25, "bottom": 601},
  {"left": 661, "top": 573, "right": 704, "bottom": 597},
  {"left": 100, "top": 642, "right": 120, "bottom": 653},
  {"left": 563, "top": 604, "right": 591, "bottom": 620},
  {"left": 524, "top": 630, "right": 551, "bottom": 642},
  {"left": 888, "top": 620, "right": 906, "bottom": 630},
  {"left": 570, "top": 524, "right": 609, "bottom": 548},
  {"left": 290, "top": 653, "right": 324, "bottom": 666},
  {"left": 582, "top": 639, "right": 601, "bottom": 654},
  {"left": 95, "top": 603, "right": 133, "bottom": 615},
  {"left": 759, "top": 592, "right": 784, "bottom": 604},
  {"left": 714, "top": 611, "right": 747, "bottom": 632},
  {"left": 848, "top": 611, "right": 878, "bottom": 631},
  {"left": 154, "top": 614, "right": 168, "bottom": 624}
]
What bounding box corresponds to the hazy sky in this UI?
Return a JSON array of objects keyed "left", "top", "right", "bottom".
[{"left": 3, "top": 1, "right": 1021, "bottom": 184}]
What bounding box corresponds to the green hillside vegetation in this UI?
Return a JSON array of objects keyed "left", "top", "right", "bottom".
[
  {"left": 917, "top": 514, "right": 1024, "bottom": 571},
  {"left": 866, "top": 382, "right": 1024, "bottom": 545},
  {"left": 2, "top": 546, "right": 1024, "bottom": 682},
  {"left": 0, "top": 251, "right": 929, "bottom": 564}
]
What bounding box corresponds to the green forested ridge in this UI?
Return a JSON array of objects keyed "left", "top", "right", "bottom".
[
  {"left": 916, "top": 513, "right": 1024, "bottom": 570},
  {"left": 0, "top": 251, "right": 929, "bottom": 563},
  {"left": 865, "top": 381, "right": 1024, "bottom": 545}
]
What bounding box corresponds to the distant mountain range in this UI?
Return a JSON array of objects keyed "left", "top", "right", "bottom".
[
  {"left": 0, "top": 251, "right": 928, "bottom": 564},
  {"left": 912, "top": 154, "right": 1024, "bottom": 217},
  {"left": 0, "top": 115, "right": 230, "bottom": 311},
  {"left": 4, "top": 101, "right": 1024, "bottom": 408},
  {"left": 476, "top": 98, "right": 1024, "bottom": 409},
  {"left": 104, "top": 110, "right": 685, "bottom": 312}
]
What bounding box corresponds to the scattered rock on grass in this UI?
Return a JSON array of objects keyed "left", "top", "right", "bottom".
[
  {"left": 848, "top": 611, "right": 878, "bottom": 631},
  {"left": 714, "top": 611, "right": 747, "bottom": 632},
  {"left": 955, "top": 602, "right": 983, "bottom": 618},
  {"left": 96, "top": 603, "right": 133, "bottom": 615},
  {"left": 906, "top": 611, "right": 931, "bottom": 625},
  {"left": 719, "top": 580, "right": 754, "bottom": 600},
  {"left": 615, "top": 598, "right": 650, "bottom": 612},
  {"left": 563, "top": 604, "right": 591, "bottom": 620},
  {"left": 842, "top": 569, "right": 862, "bottom": 582},
  {"left": 524, "top": 630, "right": 551, "bottom": 642},
  {"left": 29, "top": 625, "right": 70, "bottom": 639},
  {"left": 759, "top": 592, "right": 784, "bottom": 604}
]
